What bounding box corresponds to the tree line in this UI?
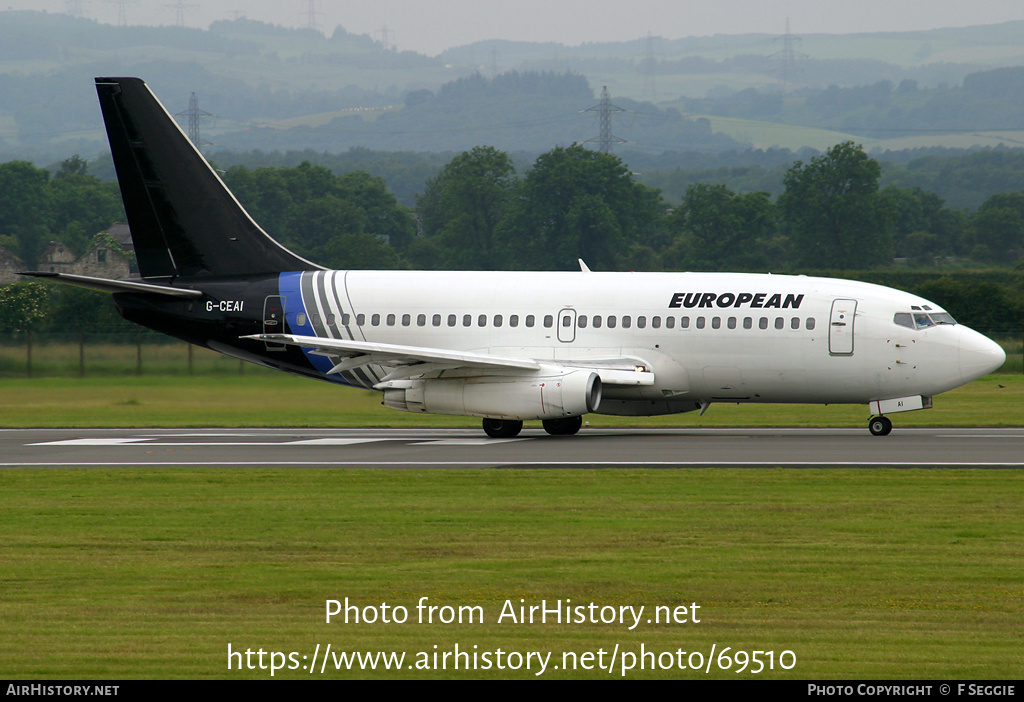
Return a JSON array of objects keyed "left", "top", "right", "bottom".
[{"left": 2, "top": 143, "right": 1023, "bottom": 336}]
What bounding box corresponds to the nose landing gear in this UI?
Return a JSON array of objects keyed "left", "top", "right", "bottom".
[{"left": 868, "top": 416, "right": 893, "bottom": 436}]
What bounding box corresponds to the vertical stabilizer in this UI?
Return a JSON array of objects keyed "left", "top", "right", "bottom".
[{"left": 95, "top": 77, "right": 322, "bottom": 279}]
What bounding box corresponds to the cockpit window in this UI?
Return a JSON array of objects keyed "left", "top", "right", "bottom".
[
  {"left": 894, "top": 311, "right": 957, "bottom": 330},
  {"left": 894, "top": 313, "right": 914, "bottom": 329}
]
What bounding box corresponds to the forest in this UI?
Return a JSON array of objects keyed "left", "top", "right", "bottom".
[{"left": 2, "top": 142, "right": 1023, "bottom": 338}]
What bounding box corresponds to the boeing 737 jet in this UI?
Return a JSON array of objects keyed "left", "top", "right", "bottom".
[{"left": 24, "top": 77, "right": 1006, "bottom": 437}]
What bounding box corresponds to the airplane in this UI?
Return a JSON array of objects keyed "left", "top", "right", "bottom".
[{"left": 23, "top": 77, "right": 1006, "bottom": 438}]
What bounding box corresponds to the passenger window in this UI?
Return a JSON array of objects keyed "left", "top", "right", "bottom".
[
  {"left": 371, "top": 314, "right": 381, "bottom": 326},
  {"left": 728, "top": 317, "right": 737, "bottom": 330},
  {"left": 342, "top": 314, "right": 351, "bottom": 326},
  {"left": 416, "top": 314, "right": 426, "bottom": 327},
  {"left": 759, "top": 317, "right": 768, "bottom": 330},
  {"left": 447, "top": 314, "right": 456, "bottom": 327},
  {"left": 680, "top": 316, "right": 690, "bottom": 329},
  {"left": 775, "top": 318, "right": 784, "bottom": 330},
  {"left": 806, "top": 318, "right": 816, "bottom": 331},
  {"left": 791, "top": 317, "right": 800, "bottom": 329},
  {"left": 357, "top": 314, "right": 365, "bottom": 326},
  {"left": 696, "top": 317, "right": 706, "bottom": 329},
  {"left": 593, "top": 315, "right": 603, "bottom": 329},
  {"left": 637, "top": 316, "right": 647, "bottom": 329},
  {"left": 463, "top": 314, "right": 472, "bottom": 327},
  {"left": 578, "top": 315, "right": 588, "bottom": 329},
  {"left": 510, "top": 315, "right": 519, "bottom": 328},
  {"left": 544, "top": 315, "right": 554, "bottom": 328},
  {"left": 478, "top": 314, "right": 487, "bottom": 327},
  {"left": 652, "top": 316, "right": 661, "bottom": 329},
  {"left": 712, "top": 317, "right": 721, "bottom": 329},
  {"left": 433, "top": 314, "right": 442, "bottom": 327},
  {"left": 743, "top": 317, "right": 752, "bottom": 330},
  {"left": 296, "top": 313, "right": 307, "bottom": 327},
  {"left": 562, "top": 316, "right": 572, "bottom": 327},
  {"left": 622, "top": 316, "right": 632, "bottom": 329},
  {"left": 387, "top": 314, "right": 396, "bottom": 326},
  {"left": 401, "top": 314, "right": 411, "bottom": 326},
  {"left": 665, "top": 317, "right": 675, "bottom": 329},
  {"left": 494, "top": 315, "right": 503, "bottom": 327},
  {"left": 526, "top": 315, "right": 535, "bottom": 328},
  {"left": 607, "top": 316, "right": 617, "bottom": 329}
]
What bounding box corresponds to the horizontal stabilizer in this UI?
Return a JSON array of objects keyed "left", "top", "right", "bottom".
[{"left": 20, "top": 271, "right": 203, "bottom": 298}]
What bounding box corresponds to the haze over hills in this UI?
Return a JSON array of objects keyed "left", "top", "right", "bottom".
[{"left": 3, "top": 10, "right": 1024, "bottom": 167}]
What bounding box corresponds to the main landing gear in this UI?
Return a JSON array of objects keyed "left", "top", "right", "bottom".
[
  {"left": 482, "top": 418, "right": 523, "bottom": 439},
  {"left": 868, "top": 415, "right": 893, "bottom": 436},
  {"left": 481, "top": 416, "right": 584, "bottom": 438}
]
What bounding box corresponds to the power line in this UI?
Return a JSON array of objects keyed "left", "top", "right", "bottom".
[
  {"left": 302, "top": 0, "right": 320, "bottom": 32},
  {"left": 582, "top": 86, "right": 628, "bottom": 154},
  {"left": 105, "top": 0, "right": 136, "bottom": 27},
  {"left": 175, "top": 92, "right": 214, "bottom": 154},
  {"left": 164, "top": 1, "right": 198, "bottom": 28},
  {"left": 771, "top": 18, "right": 807, "bottom": 94}
]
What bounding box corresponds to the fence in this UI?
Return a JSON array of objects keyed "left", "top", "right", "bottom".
[
  {"left": 0, "top": 330, "right": 268, "bottom": 378},
  {"left": 2, "top": 328, "right": 1022, "bottom": 378}
]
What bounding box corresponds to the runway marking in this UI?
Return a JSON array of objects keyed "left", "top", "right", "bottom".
[
  {"left": 409, "top": 439, "right": 527, "bottom": 446},
  {"left": 2, "top": 461, "right": 1023, "bottom": 468},
  {"left": 29, "top": 438, "right": 153, "bottom": 446},
  {"left": 27, "top": 437, "right": 530, "bottom": 447},
  {"left": 276, "top": 439, "right": 385, "bottom": 446},
  {"left": 935, "top": 434, "right": 1024, "bottom": 438}
]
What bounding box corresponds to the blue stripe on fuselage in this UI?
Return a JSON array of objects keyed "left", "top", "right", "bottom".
[{"left": 278, "top": 271, "right": 357, "bottom": 387}]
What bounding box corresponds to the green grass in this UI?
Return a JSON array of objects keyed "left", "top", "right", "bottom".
[
  {"left": 1, "top": 468, "right": 1021, "bottom": 679},
  {"left": 1, "top": 372, "right": 1021, "bottom": 429},
  {"left": 1, "top": 351, "right": 1020, "bottom": 678}
]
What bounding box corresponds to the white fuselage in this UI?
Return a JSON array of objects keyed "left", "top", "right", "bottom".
[{"left": 280, "top": 270, "right": 1005, "bottom": 415}]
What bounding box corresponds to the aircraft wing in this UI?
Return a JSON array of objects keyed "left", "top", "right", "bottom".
[
  {"left": 241, "top": 334, "right": 654, "bottom": 385},
  {"left": 242, "top": 334, "right": 541, "bottom": 376}
]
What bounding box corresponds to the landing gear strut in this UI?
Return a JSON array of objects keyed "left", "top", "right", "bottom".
[
  {"left": 482, "top": 418, "right": 523, "bottom": 439},
  {"left": 868, "top": 416, "right": 893, "bottom": 436},
  {"left": 542, "top": 416, "right": 584, "bottom": 436}
]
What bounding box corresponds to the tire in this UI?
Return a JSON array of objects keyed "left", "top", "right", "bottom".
[
  {"left": 482, "top": 418, "right": 523, "bottom": 439},
  {"left": 868, "top": 416, "right": 893, "bottom": 436},
  {"left": 542, "top": 416, "right": 584, "bottom": 436}
]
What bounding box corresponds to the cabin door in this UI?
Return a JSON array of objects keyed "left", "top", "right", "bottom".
[{"left": 829, "top": 299, "right": 857, "bottom": 356}]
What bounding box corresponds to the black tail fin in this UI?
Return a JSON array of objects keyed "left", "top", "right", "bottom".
[{"left": 95, "top": 77, "right": 322, "bottom": 280}]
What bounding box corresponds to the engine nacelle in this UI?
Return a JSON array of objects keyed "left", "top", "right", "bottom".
[{"left": 382, "top": 371, "right": 602, "bottom": 420}]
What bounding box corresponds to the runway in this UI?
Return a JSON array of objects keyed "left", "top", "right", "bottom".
[{"left": 2, "top": 427, "right": 1023, "bottom": 468}]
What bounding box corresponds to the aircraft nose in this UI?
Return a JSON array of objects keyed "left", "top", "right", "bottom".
[{"left": 959, "top": 327, "right": 1006, "bottom": 382}]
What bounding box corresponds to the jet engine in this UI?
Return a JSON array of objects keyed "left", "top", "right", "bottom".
[{"left": 382, "top": 370, "right": 602, "bottom": 420}]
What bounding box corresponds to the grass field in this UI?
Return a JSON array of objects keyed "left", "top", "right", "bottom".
[
  {"left": 0, "top": 371, "right": 1021, "bottom": 429},
  {"left": 1, "top": 361, "right": 1022, "bottom": 679},
  {"left": 1, "top": 468, "right": 1022, "bottom": 679}
]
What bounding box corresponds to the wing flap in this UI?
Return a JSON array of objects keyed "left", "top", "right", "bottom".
[
  {"left": 241, "top": 334, "right": 655, "bottom": 385},
  {"left": 241, "top": 334, "right": 542, "bottom": 373}
]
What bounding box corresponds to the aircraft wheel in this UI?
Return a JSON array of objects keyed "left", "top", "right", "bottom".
[
  {"left": 868, "top": 416, "right": 893, "bottom": 436},
  {"left": 542, "top": 416, "right": 584, "bottom": 436},
  {"left": 482, "top": 418, "right": 523, "bottom": 439}
]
